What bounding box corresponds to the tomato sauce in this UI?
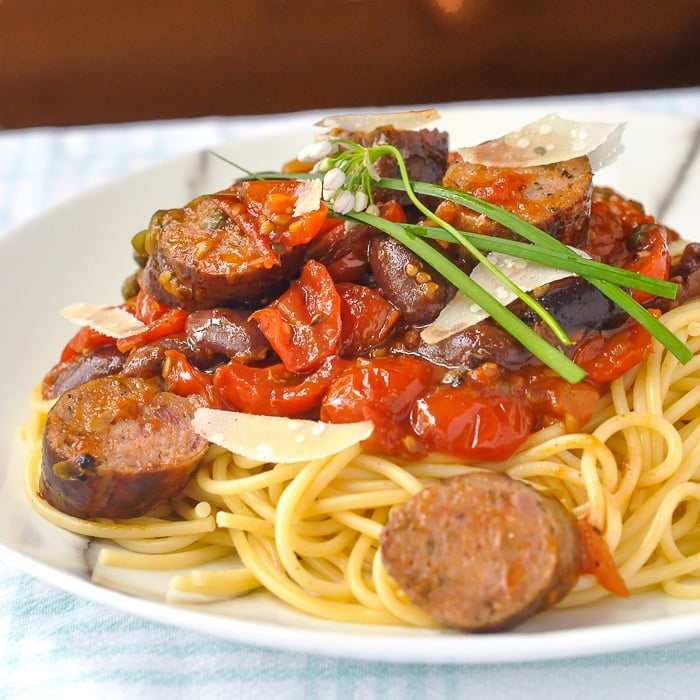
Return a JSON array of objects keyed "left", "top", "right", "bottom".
[{"left": 46, "top": 177, "right": 674, "bottom": 464}]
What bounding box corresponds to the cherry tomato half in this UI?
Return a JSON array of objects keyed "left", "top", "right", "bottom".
[
  {"left": 214, "top": 356, "right": 347, "bottom": 418},
  {"left": 320, "top": 354, "right": 435, "bottom": 457},
  {"left": 523, "top": 369, "right": 601, "bottom": 432},
  {"left": 132, "top": 287, "right": 172, "bottom": 324},
  {"left": 241, "top": 179, "right": 328, "bottom": 247},
  {"left": 336, "top": 283, "right": 400, "bottom": 357},
  {"left": 624, "top": 224, "right": 671, "bottom": 303},
  {"left": 410, "top": 381, "right": 535, "bottom": 462},
  {"left": 252, "top": 260, "right": 341, "bottom": 373},
  {"left": 574, "top": 319, "right": 654, "bottom": 384}
]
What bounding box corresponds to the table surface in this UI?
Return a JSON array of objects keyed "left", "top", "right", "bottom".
[{"left": 2, "top": 88, "right": 700, "bottom": 699}]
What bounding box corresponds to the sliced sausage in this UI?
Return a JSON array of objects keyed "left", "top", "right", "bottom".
[
  {"left": 185, "top": 308, "right": 270, "bottom": 362},
  {"left": 369, "top": 234, "right": 455, "bottom": 325},
  {"left": 40, "top": 375, "right": 209, "bottom": 519},
  {"left": 380, "top": 471, "right": 581, "bottom": 631},
  {"left": 435, "top": 156, "right": 593, "bottom": 246},
  {"left": 142, "top": 193, "right": 305, "bottom": 310},
  {"left": 407, "top": 319, "right": 535, "bottom": 370},
  {"left": 41, "top": 346, "right": 126, "bottom": 400}
]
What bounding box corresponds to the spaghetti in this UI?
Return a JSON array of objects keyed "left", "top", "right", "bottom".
[{"left": 23, "top": 297, "right": 700, "bottom": 625}]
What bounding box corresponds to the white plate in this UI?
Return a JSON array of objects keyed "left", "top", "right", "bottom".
[{"left": 2, "top": 104, "right": 700, "bottom": 664}]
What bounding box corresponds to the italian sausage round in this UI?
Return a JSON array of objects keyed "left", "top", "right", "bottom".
[
  {"left": 40, "top": 375, "right": 209, "bottom": 519},
  {"left": 380, "top": 470, "right": 582, "bottom": 631}
]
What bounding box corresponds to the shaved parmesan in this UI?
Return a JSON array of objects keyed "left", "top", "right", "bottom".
[
  {"left": 457, "top": 113, "right": 625, "bottom": 171},
  {"left": 421, "top": 250, "right": 589, "bottom": 344},
  {"left": 60, "top": 302, "right": 148, "bottom": 339},
  {"left": 315, "top": 109, "right": 441, "bottom": 132},
  {"left": 292, "top": 178, "right": 323, "bottom": 217},
  {"left": 192, "top": 408, "right": 374, "bottom": 464}
]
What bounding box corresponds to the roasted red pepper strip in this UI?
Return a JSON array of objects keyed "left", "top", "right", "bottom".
[
  {"left": 116, "top": 307, "right": 189, "bottom": 353},
  {"left": 252, "top": 259, "right": 341, "bottom": 373},
  {"left": 574, "top": 317, "right": 655, "bottom": 384},
  {"left": 59, "top": 325, "right": 116, "bottom": 362},
  {"left": 578, "top": 517, "right": 630, "bottom": 597},
  {"left": 162, "top": 349, "right": 218, "bottom": 406}
]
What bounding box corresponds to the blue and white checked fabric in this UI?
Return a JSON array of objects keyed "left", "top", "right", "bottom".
[
  {"left": 2, "top": 564, "right": 700, "bottom": 700},
  {"left": 2, "top": 90, "right": 700, "bottom": 699}
]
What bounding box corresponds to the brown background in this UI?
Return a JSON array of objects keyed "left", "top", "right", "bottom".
[{"left": 1, "top": 0, "right": 699, "bottom": 129}]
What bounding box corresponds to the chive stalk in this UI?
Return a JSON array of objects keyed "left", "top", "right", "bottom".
[
  {"left": 380, "top": 178, "right": 691, "bottom": 364},
  {"left": 348, "top": 210, "right": 587, "bottom": 382}
]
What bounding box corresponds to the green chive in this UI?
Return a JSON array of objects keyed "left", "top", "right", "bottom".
[
  {"left": 405, "top": 224, "right": 677, "bottom": 299},
  {"left": 348, "top": 210, "right": 587, "bottom": 383},
  {"left": 379, "top": 177, "right": 691, "bottom": 364},
  {"left": 373, "top": 146, "right": 573, "bottom": 347}
]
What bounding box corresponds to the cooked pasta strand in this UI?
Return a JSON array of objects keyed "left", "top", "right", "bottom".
[{"left": 23, "top": 298, "right": 700, "bottom": 628}]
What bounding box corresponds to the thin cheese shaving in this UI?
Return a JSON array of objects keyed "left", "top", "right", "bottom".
[
  {"left": 421, "top": 250, "right": 590, "bottom": 344},
  {"left": 292, "top": 178, "right": 323, "bottom": 217},
  {"left": 60, "top": 302, "right": 148, "bottom": 339},
  {"left": 457, "top": 113, "right": 625, "bottom": 171},
  {"left": 315, "top": 109, "right": 441, "bottom": 132},
  {"left": 192, "top": 408, "right": 374, "bottom": 464}
]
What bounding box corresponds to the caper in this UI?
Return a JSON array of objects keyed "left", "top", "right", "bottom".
[
  {"left": 131, "top": 228, "right": 148, "bottom": 255},
  {"left": 121, "top": 272, "right": 140, "bottom": 301},
  {"left": 199, "top": 208, "right": 230, "bottom": 231},
  {"left": 130, "top": 230, "right": 150, "bottom": 267},
  {"left": 628, "top": 223, "right": 652, "bottom": 250},
  {"left": 142, "top": 209, "right": 168, "bottom": 255}
]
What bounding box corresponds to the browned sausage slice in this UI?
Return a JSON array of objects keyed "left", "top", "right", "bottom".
[
  {"left": 40, "top": 375, "right": 209, "bottom": 519},
  {"left": 142, "top": 192, "right": 305, "bottom": 310},
  {"left": 435, "top": 156, "right": 593, "bottom": 246},
  {"left": 380, "top": 471, "right": 581, "bottom": 631},
  {"left": 121, "top": 333, "right": 219, "bottom": 378}
]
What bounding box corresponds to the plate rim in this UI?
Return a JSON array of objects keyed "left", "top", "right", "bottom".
[
  {"left": 2, "top": 103, "right": 700, "bottom": 664},
  {"left": 4, "top": 533, "right": 700, "bottom": 664}
]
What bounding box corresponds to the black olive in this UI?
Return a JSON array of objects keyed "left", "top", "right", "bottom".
[{"left": 76, "top": 453, "right": 96, "bottom": 469}]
